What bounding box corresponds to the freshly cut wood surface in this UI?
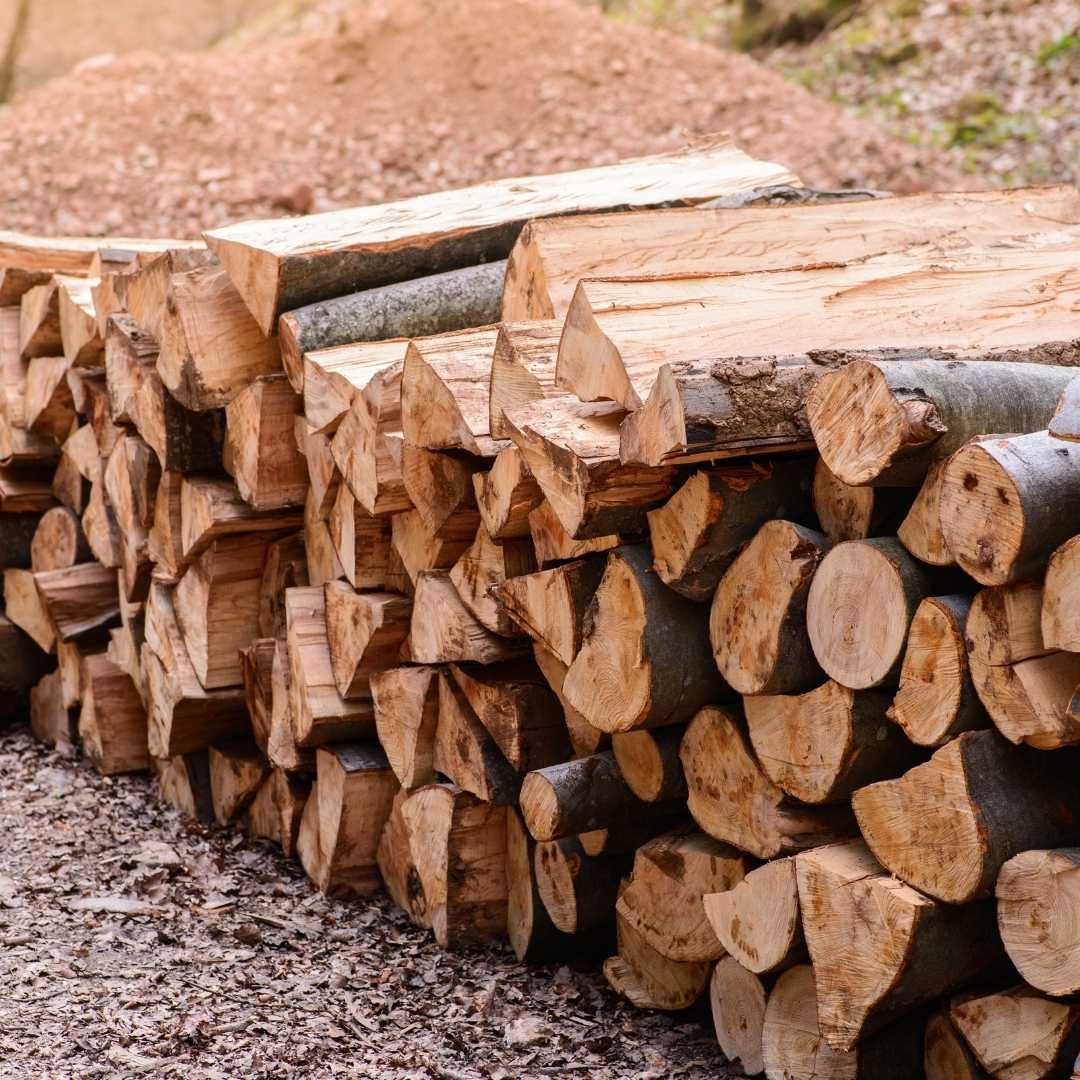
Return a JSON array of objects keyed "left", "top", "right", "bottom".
[
  {"left": 940, "top": 431, "right": 1080, "bottom": 585},
  {"left": 534, "top": 835, "right": 626, "bottom": 935},
  {"left": 853, "top": 729, "right": 1080, "bottom": 903},
  {"left": 1041, "top": 535, "right": 1080, "bottom": 652},
  {"left": 29, "top": 669, "right": 74, "bottom": 748},
  {"left": 611, "top": 726, "right": 687, "bottom": 803},
  {"left": 204, "top": 139, "right": 796, "bottom": 333},
  {"left": 808, "top": 358, "right": 1078, "bottom": 486},
  {"left": 77, "top": 653, "right": 149, "bottom": 775},
  {"left": 34, "top": 561, "right": 120, "bottom": 643},
  {"left": 390, "top": 508, "right": 474, "bottom": 587},
  {"left": 502, "top": 186, "right": 1080, "bottom": 321},
  {"left": 326, "top": 482, "right": 395, "bottom": 591},
  {"left": 180, "top": 475, "right": 303, "bottom": 558},
  {"left": 506, "top": 807, "right": 568, "bottom": 963},
  {"left": 890, "top": 594, "right": 986, "bottom": 747},
  {"left": 796, "top": 839, "right": 1001, "bottom": 1052},
  {"left": 19, "top": 280, "right": 61, "bottom": 359},
  {"left": 564, "top": 545, "right": 725, "bottom": 732},
  {"left": 556, "top": 244, "right": 1080, "bottom": 413},
  {"left": 332, "top": 395, "right": 410, "bottom": 518},
  {"left": 648, "top": 459, "right": 814, "bottom": 601},
  {"left": 681, "top": 705, "right": 855, "bottom": 860},
  {"left": 527, "top": 499, "right": 619, "bottom": 567},
  {"left": 807, "top": 536, "right": 946, "bottom": 689},
  {"left": 897, "top": 459, "right": 955, "bottom": 566},
  {"left": 301, "top": 337, "right": 405, "bottom": 431},
  {"left": 924, "top": 1010, "right": 990, "bottom": 1080},
  {"left": 448, "top": 526, "right": 534, "bottom": 637},
  {"left": 473, "top": 446, "right": 542, "bottom": 539},
  {"left": 30, "top": 506, "right": 89, "bottom": 571},
  {"left": 246, "top": 769, "right": 310, "bottom": 857},
  {"left": 488, "top": 320, "right": 560, "bottom": 441},
  {"left": 745, "top": 680, "right": 914, "bottom": 804},
  {"left": 703, "top": 857, "right": 804, "bottom": 975},
  {"left": 208, "top": 741, "right": 268, "bottom": 825},
  {"left": 711, "top": 519, "right": 829, "bottom": 695},
  {"left": 57, "top": 275, "right": 103, "bottom": 367},
  {"left": 710, "top": 959, "right": 768, "bottom": 1077},
  {"left": 949, "top": 986, "right": 1080, "bottom": 1080},
  {"left": 401, "top": 444, "right": 479, "bottom": 534},
  {"left": 531, "top": 640, "right": 607, "bottom": 758},
  {"left": 614, "top": 904, "right": 711, "bottom": 1012},
  {"left": 324, "top": 584, "right": 410, "bottom": 699},
  {"left": 370, "top": 665, "right": 439, "bottom": 791}
]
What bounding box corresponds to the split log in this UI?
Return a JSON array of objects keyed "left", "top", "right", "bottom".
[
  {"left": 157, "top": 264, "right": 282, "bottom": 410},
  {"left": 30, "top": 506, "right": 89, "bottom": 571},
  {"left": 297, "top": 418, "right": 339, "bottom": 517},
  {"left": 448, "top": 661, "right": 570, "bottom": 772},
  {"left": 224, "top": 374, "right": 307, "bottom": 510},
  {"left": 114, "top": 247, "right": 214, "bottom": 339},
  {"left": 488, "top": 320, "right": 560, "bottom": 441},
  {"left": 296, "top": 743, "right": 397, "bottom": 897},
  {"left": 25, "top": 354, "right": 76, "bottom": 443},
  {"left": 473, "top": 446, "right": 542, "bottom": 539},
  {"left": 303, "top": 485, "right": 346, "bottom": 589},
  {"left": 34, "top": 561, "right": 120, "bottom": 643},
  {"left": 711, "top": 520, "right": 830, "bottom": 695},
  {"left": 324, "top": 583, "right": 411, "bottom": 699},
  {"left": 81, "top": 480, "right": 122, "bottom": 570},
  {"left": 796, "top": 839, "right": 1002, "bottom": 1051},
  {"left": 370, "top": 665, "right": 439, "bottom": 790},
  {"left": 648, "top": 460, "right": 815, "bottom": 602},
  {"left": 401, "top": 444, "right": 480, "bottom": 535},
  {"left": 246, "top": 769, "right": 310, "bottom": 856},
  {"left": 745, "top": 680, "right": 915, "bottom": 803},
  {"left": 681, "top": 705, "right": 855, "bottom": 859},
  {"left": 266, "top": 638, "right": 313, "bottom": 773},
  {"left": 376, "top": 790, "right": 429, "bottom": 927},
  {"left": 897, "top": 459, "right": 955, "bottom": 566},
  {"left": 564, "top": 545, "right": 726, "bottom": 732},
  {"left": 711, "top": 959, "right": 769, "bottom": 1077},
  {"left": 807, "top": 536, "right": 951, "bottom": 689},
  {"left": 104, "top": 314, "right": 155, "bottom": 424},
  {"left": 531, "top": 641, "right": 608, "bottom": 758},
  {"left": 326, "top": 482, "right": 395, "bottom": 590},
  {"left": 506, "top": 808, "right": 569, "bottom": 962},
  {"left": 505, "top": 396, "right": 676, "bottom": 539},
  {"left": 761, "top": 964, "right": 925, "bottom": 1080},
  {"left": 950, "top": 986, "right": 1080, "bottom": 1080},
  {"left": 518, "top": 750, "right": 663, "bottom": 842},
  {"left": 208, "top": 741, "right": 269, "bottom": 825},
  {"left": 390, "top": 509, "right": 474, "bottom": 586},
  {"left": 940, "top": 431, "right": 1080, "bottom": 585},
  {"left": 966, "top": 581, "right": 1049, "bottom": 668},
  {"left": 103, "top": 434, "right": 159, "bottom": 599},
  {"left": 284, "top": 585, "right": 375, "bottom": 747},
  {"left": 997, "top": 848, "right": 1080, "bottom": 998},
  {"left": 614, "top": 904, "right": 711, "bottom": 1011},
  {"left": 279, "top": 260, "right": 506, "bottom": 375},
  {"left": 57, "top": 275, "right": 103, "bottom": 366},
  {"left": 19, "top": 280, "right": 61, "bottom": 359},
  {"left": 527, "top": 499, "right": 618, "bottom": 567},
  {"left": 610, "top": 726, "right": 687, "bottom": 803},
  {"left": 850, "top": 405, "right": 943, "bottom": 511},
  {"left": 1042, "top": 535, "right": 1080, "bottom": 652},
  {"left": 408, "top": 570, "right": 528, "bottom": 665},
  {"left": 924, "top": 1011, "right": 990, "bottom": 1080},
  {"left": 616, "top": 826, "right": 748, "bottom": 962},
  {"left": 433, "top": 672, "right": 521, "bottom": 805},
  {"left": 51, "top": 451, "right": 90, "bottom": 515},
  {"left": 808, "top": 358, "right": 1078, "bottom": 486},
  {"left": 78, "top": 653, "right": 148, "bottom": 775},
  {"left": 298, "top": 337, "right": 405, "bottom": 431},
  {"left": 257, "top": 532, "right": 308, "bottom": 638},
  {"left": 534, "top": 836, "right": 627, "bottom": 934},
  {"left": 890, "top": 595, "right": 987, "bottom": 747},
  {"left": 180, "top": 475, "right": 303, "bottom": 558},
  {"left": 331, "top": 392, "right": 410, "bottom": 518},
  {"left": 146, "top": 470, "right": 186, "bottom": 581},
  {"left": 400, "top": 782, "right": 508, "bottom": 950},
  {"left": 240, "top": 638, "right": 276, "bottom": 753},
  {"left": 1, "top": 617, "right": 51, "bottom": 701},
  {"left": 2, "top": 568, "right": 55, "bottom": 651},
  {"left": 448, "top": 526, "right": 535, "bottom": 636},
  {"left": 30, "top": 670, "right": 75, "bottom": 748},
  {"left": 204, "top": 139, "right": 793, "bottom": 332},
  {"left": 173, "top": 533, "right": 271, "bottom": 689},
  {"left": 853, "top": 729, "right": 1080, "bottom": 903},
  {"left": 0, "top": 465, "right": 58, "bottom": 512},
  {"left": 703, "top": 857, "right": 804, "bottom": 975},
  {"left": 503, "top": 186, "right": 1080, "bottom": 321},
  {"left": 156, "top": 752, "right": 214, "bottom": 824}
]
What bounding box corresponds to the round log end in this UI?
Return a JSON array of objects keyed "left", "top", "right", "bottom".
[
  {"left": 612, "top": 730, "right": 665, "bottom": 802},
  {"left": 710, "top": 957, "right": 767, "bottom": 1076},
  {"left": 533, "top": 839, "right": 580, "bottom": 935},
  {"left": 762, "top": 965, "right": 852, "bottom": 1080},
  {"left": 519, "top": 771, "right": 560, "bottom": 843}
]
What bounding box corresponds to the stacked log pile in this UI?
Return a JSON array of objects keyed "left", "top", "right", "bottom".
[{"left": 4, "top": 137, "right": 1080, "bottom": 1077}]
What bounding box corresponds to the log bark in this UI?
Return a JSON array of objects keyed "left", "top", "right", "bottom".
[
  {"left": 745, "top": 680, "right": 916, "bottom": 804},
  {"left": 610, "top": 725, "right": 687, "bottom": 803},
  {"left": 940, "top": 430, "right": 1080, "bottom": 585},
  {"left": 890, "top": 594, "right": 987, "bottom": 747},
  {"left": 711, "top": 959, "right": 769, "bottom": 1077},
  {"left": 897, "top": 458, "right": 955, "bottom": 566},
  {"left": 807, "top": 536, "right": 952, "bottom": 689},
  {"left": 853, "top": 729, "right": 1080, "bottom": 903},
  {"left": 681, "top": 705, "right": 856, "bottom": 859},
  {"left": 204, "top": 140, "right": 793, "bottom": 333},
  {"left": 1049, "top": 375, "right": 1080, "bottom": 441},
  {"left": 565, "top": 545, "right": 727, "bottom": 732},
  {"left": 703, "top": 857, "right": 805, "bottom": 975},
  {"left": 527, "top": 499, "right": 619, "bottom": 567},
  {"left": 808, "top": 358, "right": 1078, "bottom": 486},
  {"left": 370, "top": 665, "right": 439, "bottom": 790},
  {"left": 796, "top": 838, "right": 1003, "bottom": 1051},
  {"left": 711, "top": 519, "right": 830, "bottom": 695}
]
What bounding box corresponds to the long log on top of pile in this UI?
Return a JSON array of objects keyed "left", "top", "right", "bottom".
[
  {"left": 557, "top": 241, "right": 1080, "bottom": 413},
  {"left": 204, "top": 139, "right": 797, "bottom": 333},
  {"left": 501, "top": 184, "right": 1080, "bottom": 321}
]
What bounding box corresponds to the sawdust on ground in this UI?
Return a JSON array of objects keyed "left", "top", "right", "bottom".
[{"left": 0, "top": 0, "right": 969, "bottom": 238}]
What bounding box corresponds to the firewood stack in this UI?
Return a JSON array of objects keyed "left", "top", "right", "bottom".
[{"left": 3, "top": 137, "right": 1080, "bottom": 1077}]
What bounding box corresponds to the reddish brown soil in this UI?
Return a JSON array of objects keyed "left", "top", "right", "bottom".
[{"left": 0, "top": 0, "right": 969, "bottom": 238}]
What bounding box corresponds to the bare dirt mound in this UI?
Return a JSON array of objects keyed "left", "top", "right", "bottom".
[{"left": 0, "top": 0, "right": 968, "bottom": 238}]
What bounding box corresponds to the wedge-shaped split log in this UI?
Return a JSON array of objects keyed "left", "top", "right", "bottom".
[
  {"left": 473, "top": 446, "right": 542, "bottom": 540},
  {"left": 246, "top": 768, "right": 310, "bottom": 857},
  {"left": 527, "top": 499, "right": 618, "bottom": 568},
  {"left": 531, "top": 641, "right": 608, "bottom": 758},
  {"left": 370, "top": 665, "right": 439, "bottom": 791},
  {"left": 324, "top": 583, "right": 411, "bottom": 699},
  {"left": 155, "top": 751, "right": 215, "bottom": 824},
  {"left": 897, "top": 458, "right": 955, "bottom": 566},
  {"left": 208, "top": 741, "right": 269, "bottom": 825},
  {"left": 448, "top": 525, "right": 534, "bottom": 637},
  {"left": 401, "top": 443, "right": 480, "bottom": 535},
  {"left": 78, "top": 653, "right": 149, "bottom": 776},
  {"left": 180, "top": 475, "right": 303, "bottom": 558},
  {"left": 488, "top": 321, "right": 560, "bottom": 441}
]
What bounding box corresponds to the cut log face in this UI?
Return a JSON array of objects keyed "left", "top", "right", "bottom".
[
  {"left": 1041, "top": 535, "right": 1080, "bottom": 652},
  {"left": 950, "top": 986, "right": 1080, "bottom": 1080},
  {"left": 564, "top": 545, "right": 726, "bottom": 733},
  {"left": 648, "top": 459, "right": 815, "bottom": 602},
  {"left": 78, "top": 653, "right": 149, "bottom": 776},
  {"left": 615, "top": 825, "right": 748, "bottom": 963},
  {"left": 506, "top": 807, "right": 568, "bottom": 962},
  {"left": 208, "top": 741, "right": 269, "bottom": 825},
  {"left": 710, "top": 520, "right": 830, "bottom": 696},
  {"left": 924, "top": 1011, "right": 990, "bottom": 1080},
  {"left": 807, "top": 536, "right": 946, "bottom": 690},
  {"left": 997, "top": 848, "right": 1080, "bottom": 998},
  {"left": 325, "top": 481, "right": 395, "bottom": 591},
  {"left": 31, "top": 506, "right": 90, "bottom": 571},
  {"left": 615, "top": 906, "right": 711, "bottom": 1012},
  {"left": 531, "top": 641, "right": 608, "bottom": 758},
  {"left": 897, "top": 458, "right": 956, "bottom": 567},
  {"left": 19, "top": 280, "right": 61, "bottom": 359},
  {"left": 246, "top": 769, "right": 310, "bottom": 856},
  {"left": 332, "top": 396, "right": 410, "bottom": 519},
  {"left": 610, "top": 726, "right": 687, "bottom": 803},
  {"left": 807, "top": 358, "right": 1078, "bottom": 487},
  {"left": 940, "top": 431, "right": 1080, "bottom": 586},
  {"left": 370, "top": 665, "right": 439, "bottom": 791},
  {"left": 534, "top": 836, "right": 627, "bottom": 935},
  {"left": 401, "top": 443, "right": 479, "bottom": 535},
  {"left": 527, "top": 499, "right": 619, "bottom": 568},
  {"left": 25, "top": 354, "right": 76, "bottom": 443},
  {"left": 299, "top": 337, "right": 405, "bottom": 430},
  {"left": 473, "top": 445, "right": 542, "bottom": 539},
  {"left": 448, "top": 525, "right": 535, "bottom": 637},
  {"left": 3, "top": 567, "right": 55, "bottom": 652},
  {"left": 376, "top": 789, "right": 429, "bottom": 927},
  {"left": 891, "top": 595, "right": 987, "bottom": 748},
  {"left": 488, "top": 320, "right": 561, "bottom": 441},
  {"left": 180, "top": 475, "right": 303, "bottom": 558},
  {"left": 156, "top": 751, "right": 214, "bottom": 824},
  {"left": 744, "top": 680, "right": 915, "bottom": 804},
  {"left": 966, "top": 581, "right": 1049, "bottom": 667},
  {"left": 681, "top": 705, "right": 855, "bottom": 860},
  {"left": 711, "top": 958, "right": 768, "bottom": 1077},
  {"left": 34, "top": 561, "right": 121, "bottom": 643},
  {"left": 324, "top": 583, "right": 411, "bottom": 699},
  {"left": 703, "top": 857, "right": 804, "bottom": 975},
  {"left": 30, "top": 669, "right": 75, "bottom": 748},
  {"left": 258, "top": 532, "right": 308, "bottom": 639},
  {"left": 853, "top": 729, "right": 1080, "bottom": 903},
  {"left": 390, "top": 509, "right": 474, "bottom": 587},
  {"left": 796, "top": 839, "right": 1002, "bottom": 1052},
  {"left": 761, "top": 964, "right": 925, "bottom": 1080}
]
